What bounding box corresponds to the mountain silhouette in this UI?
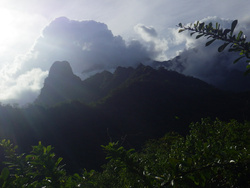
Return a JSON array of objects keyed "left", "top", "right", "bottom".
[
  {"left": 151, "top": 52, "right": 250, "bottom": 92},
  {"left": 35, "top": 61, "right": 249, "bottom": 116},
  {"left": 35, "top": 61, "right": 249, "bottom": 139},
  {"left": 1, "top": 61, "right": 249, "bottom": 172},
  {"left": 35, "top": 61, "right": 87, "bottom": 106}
]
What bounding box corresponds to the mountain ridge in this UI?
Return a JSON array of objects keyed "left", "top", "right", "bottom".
[
  {"left": 36, "top": 61, "right": 222, "bottom": 107},
  {"left": 1, "top": 61, "right": 249, "bottom": 172}
]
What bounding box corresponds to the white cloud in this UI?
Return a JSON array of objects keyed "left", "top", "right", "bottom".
[
  {"left": 134, "top": 24, "right": 168, "bottom": 61},
  {"left": 134, "top": 24, "right": 158, "bottom": 42},
  {"left": 0, "top": 67, "right": 48, "bottom": 105},
  {"left": 162, "top": 16, "right": 250, "bottom": 90},
  {"left": 0, "top": 17, "right": 154, "bottom": 105}
]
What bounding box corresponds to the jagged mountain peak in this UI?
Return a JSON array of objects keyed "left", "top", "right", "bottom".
[
  {"left": 48, "top": 61, "right": 75, "bottom": 79},
  {"left": 114, "top": 66, "right": 134, "bottom": 75},
  {"left": 35, "top": 61, "right": 84, "bottom": 106},
  {"left": 35, "top": 62, "right": 220, "bottom": 106}
]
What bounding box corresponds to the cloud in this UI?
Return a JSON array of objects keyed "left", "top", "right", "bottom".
[
  {"left": 20, "top": 17, "right": 153, "bottom": 74},
  {"left": 134, "top": 24, "right": 158, "bottom": 41},
  {"left": 0, "top": 66, "right": 48, "bottom": 105},
  {"left": 134, "top": 24, "right": 168, "bottom": 61},
  {"left": 1, "top": 16, "right": 250, "bottom": 105},
  {"left": 163, "top": 16, "right": 250, "bottom": 91},
  {"left": 0, "top": 17, "right": 157, "bottom": 105}
]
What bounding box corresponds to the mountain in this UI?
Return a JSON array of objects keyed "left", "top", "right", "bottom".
[
  {"left": 35, "top": 61, "right": 135, "bottom": 106},
  {"left": 35, "top": 61, "right": 87, "bottom": 106},
  {"left": 97, "top": 64, "right": 249, "bottom": 142},
  {"left": 35, "top": 61, "right": 250, "bottom": 142},
  {"left": 150, "top": 51, "right": 250, "bottom": 92},
  {"left": 36, "top": 61, "right": 220, "bottom": 106},
  {"left": 2, "top": 61, "right": 249, "bottom": 172}
]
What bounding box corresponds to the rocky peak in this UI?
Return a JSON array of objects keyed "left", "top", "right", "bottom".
[
  {"left": 35, "top": 61, "right": 84, "bottom": 106},
  {"left": 48, "top": 61, "right": 76, "bottom": 80}
]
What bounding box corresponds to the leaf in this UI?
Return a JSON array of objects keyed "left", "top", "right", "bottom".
[
  {"left": 216, "top": 22, "right": 219, "bottom": 29},
  {"left": 178, "top": 29, "right": 185, "bottom": 33},
  {"left": 218, "top": 29, "right": 223, "bottom": 35},
  {"left": 206, "top": 39, "right": 216, "bottom": 46},
  {"left": 244, "top": 68, "right": 250, "bottom": 75},
  {"left": 237, "top": 31, "right": 243, "bottom": 40},
  {"left": 1, "top": 167, "right": 9, "bottom": 180},
  {"left": 198, "top": 22, "right": 204, "bottom": 31},
  {"left": 230, "top": 20, "right": 238, "bottom": 35},
  {"left": 56, "top": 157, "right": 63, "bottom": 166},
  {"left": 178, "top": 23, "right": 183, "bottom": 27},
  {"left": 190, "top": 32, "right": 196, "bottom": 36},
  {"left": 188, "top": 175, "right": 200, "bottom": 186},
  {"left": 196, "top": 34, "right": 204, "bottom": 39},
  {"left": 218, "top": 42, "right": 229, "bottom": 52},
  {"left": 223, "top": 29, "right": 231, "bottom": 36},
  {"left": 246, "top": 64, "right": 250, "bottom": 70},
  {"left": 46, "top": 145, "right": 52, "bottom": 153},
  {"left": 233, "top": 56, "right": 245, "bottom": 64}
]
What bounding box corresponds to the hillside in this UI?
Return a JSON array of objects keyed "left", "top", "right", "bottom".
[{"left": 1, "top": 61, "right": 249, "bottom": 172}]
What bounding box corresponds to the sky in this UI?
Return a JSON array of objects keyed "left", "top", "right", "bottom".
[{"left": 0, "top": 0, "right": 249, "bottom": 105}]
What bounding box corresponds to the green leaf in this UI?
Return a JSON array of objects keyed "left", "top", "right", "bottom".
[
  {"left": 56, "top": 157, "right": 63, "bottom": 166},
  {"left": 218, "top": 42, "right": 229, "bottom": 52},
  {"left": 233, "top": 56, "right": 245, "bottom": 64},
  {"left": 198, "top": 22, "right": 204, "bottom": 31},
  {"left": 47, "top": 145, "right": 52, "bottom": 153},
  {"left": 216, "top": 22, "right": 219, "bottom": 29},
  {"left": 1, "top": 168, "right": 9, "bottom": 181},
  {"left": 230, "top": 20, "right": 238, "bottom": 35},
  {"left": 237, "top": 31, "right": 243, "bottom": 40},
  {"left": 206, "top": 39, "right": 216, "bottom": 46},
  {"left": 178, "top": 29, "right": 185, "bottom": 33},
  {"left": 178, "top": 23, "right": 183, "bottom": 27}
]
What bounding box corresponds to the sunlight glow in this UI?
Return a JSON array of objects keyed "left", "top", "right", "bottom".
[
  {"left": 0, "top": 7, "right": 47, "bottom": 60},
  {"left": 0, "top": 9, "right": 19, "bottom": 44}
]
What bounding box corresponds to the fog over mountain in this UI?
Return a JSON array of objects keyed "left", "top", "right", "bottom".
[{"left": 0, "top": 16, "right": 249, "bottom": 105}]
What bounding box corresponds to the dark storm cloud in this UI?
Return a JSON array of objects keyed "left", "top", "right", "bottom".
[{"left": 23, "top": 17, "right": 152, "bottom": 77}]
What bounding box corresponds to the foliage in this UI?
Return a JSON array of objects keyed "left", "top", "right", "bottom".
[
  {"left": 178, "top": 20, "right": 250, "bottom": 74},
  {"left": 98, "top": 118, "right": 250, "bottom": 187},
  {"left": 1, "top": 118, "right": 249, "bottom": 187},
  {"left": 0, "top": 140, "right": 96, "bottom": 187}
]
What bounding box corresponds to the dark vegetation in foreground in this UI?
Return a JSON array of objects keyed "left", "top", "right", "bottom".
[{"left": 0, "top": 118, "right": 249, "bottom": 187}]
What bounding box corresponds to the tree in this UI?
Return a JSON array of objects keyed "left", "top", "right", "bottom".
[
  {"left": 99, "top": 118, "right": 250, "bottom": 187},
  {"left": 1, "top": 118, "right": 249, "bottom": 187},
  {"left": 178, "top": 20, "right": 250, "bottom": 74},
  {"left": 0, "top": 140, "right": 97, "bottom": 187}
]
